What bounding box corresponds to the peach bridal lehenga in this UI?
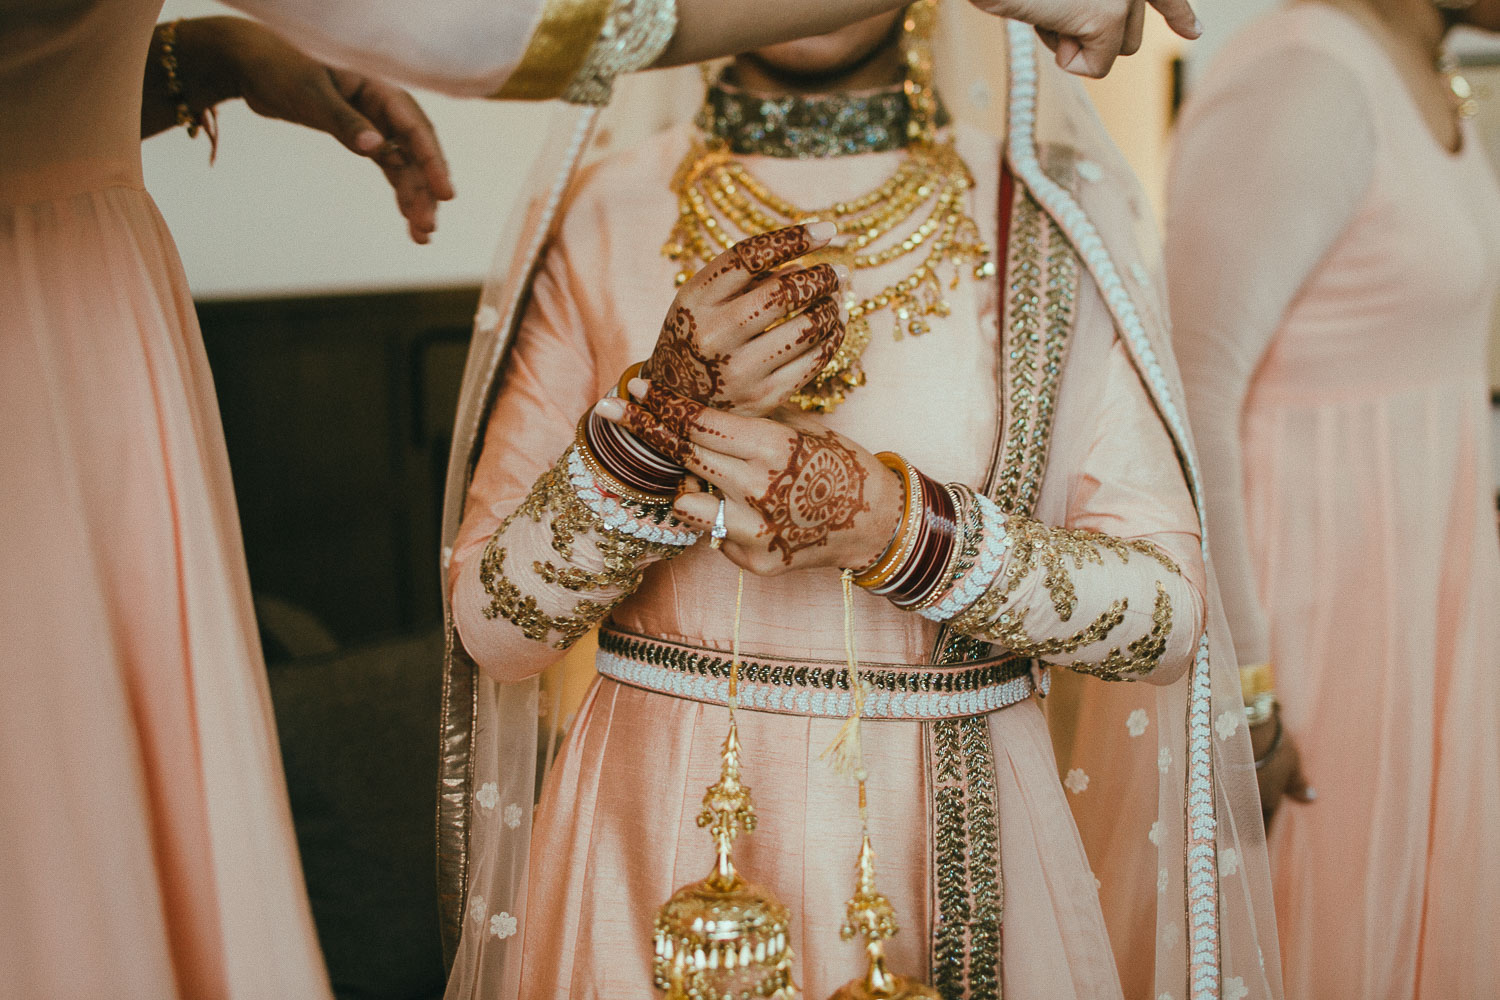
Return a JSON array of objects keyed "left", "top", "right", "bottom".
[
  {"left": 1166, "top": 6, "right": 1500, "bottom": 998},
  {"left": 436, "top": 12, "right": 1282, "bottom": 1000},
  {"left": 0, "top": 1, "right": 639, "bottom": 995}
]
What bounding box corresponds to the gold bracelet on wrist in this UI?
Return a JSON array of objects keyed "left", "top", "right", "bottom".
[
  {"left": 1241, "top": 661, "right": 1277, "bottom": 726},
  {"left": 158, "top": 20, "right": 204, "bottom": 136},
  {"left": 1239, "top": 661, "right": 1276, "bottom": 703},
  {"left": 851, "top": 452, "right": 919, "bottom": 588}
]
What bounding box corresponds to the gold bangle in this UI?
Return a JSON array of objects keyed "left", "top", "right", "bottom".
[
  {"left": 617, "top": 360, "right": 647, "bottom": 400},
  {"left": 851, "top": 452, "right": 918, "bottom": 588},
  {"left": 1239, "top": 661, "right": 1276, "bottom": 704}
]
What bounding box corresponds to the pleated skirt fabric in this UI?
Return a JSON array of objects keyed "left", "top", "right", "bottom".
[
  {"left": 1245, "top": 376, "right": 1500, "bottom": 999},
  {"left": 511, "top": 676, "right": 1127, "bottom": 999}
]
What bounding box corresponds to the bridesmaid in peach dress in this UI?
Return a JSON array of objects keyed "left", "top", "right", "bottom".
[
  {"left": 1168, "top": 1, "right": 1500, "bottom": 996},
  {"left": 0, "top": 5, "right": 468, "bottom": 996}
]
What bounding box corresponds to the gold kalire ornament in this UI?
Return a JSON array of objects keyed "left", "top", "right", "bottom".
[
  {"left": 653, "top": 719, "right": 800, "bottom": 1000},
  {"left": 827, "top": 834, "right": 940, "bottom": 1000}
]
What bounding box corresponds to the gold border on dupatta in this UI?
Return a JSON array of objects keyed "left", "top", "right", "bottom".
[
  {"left": 436, "top": 108, "right": 604, "bottom": 968},
  {"left": 437, "top": 612, "right": 478, "bottom": 966},
  {"left": 490, "top": 0, "right": 613, "bottom": 100},
  {"left": 925, "top": 180, "right": 1080, "bottom": 1000},
  {"left": 1000, "top": 21, "right": 1223, "bottom": 999}
]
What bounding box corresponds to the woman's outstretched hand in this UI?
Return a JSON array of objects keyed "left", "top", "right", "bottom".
[
  {"left": 642, "top": 222, "right": 849, "bottom": 417},
  {"left": 595, "top": 381, "right": 902, "bottom": 576},
  {"left": 146, "top": 17, "right": 454, "bottom": 244},
  {"left": 971, "top": 0, "right": 1201, "bottom": 78}
]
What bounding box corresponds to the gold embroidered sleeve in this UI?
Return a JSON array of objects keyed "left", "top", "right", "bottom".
[
  {"left": 476, "top": 451, "right": 686, "bottom": 650},
  {"left": 491, "top": 0, "right": 678, "bottom": 105},
  {"left": 943, "top": 511, "right": 1198, "bottom": 683}
]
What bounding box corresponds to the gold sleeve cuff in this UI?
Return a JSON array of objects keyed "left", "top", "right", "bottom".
[{"left": 490, "top": 0, "right": 613, "bottom": 101}]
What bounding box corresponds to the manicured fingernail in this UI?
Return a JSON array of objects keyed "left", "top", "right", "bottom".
[
  {"left": 356, "top": 130, "right": 383, "bottom": 153},
  {"left": 806, "top": 220, "right": 837, "bottom": 242},
  {"left": 1193, "top": 15, "right": 1204, "bottom": 36},
  {"left": 627, "top": 377, "right": 650, "bottom": 400},
  {"left": 594, "top": 397, "right": 625, "bottom": 419},
  {"left": 832, "top": 263, "right": 851, "bottom": 284}
]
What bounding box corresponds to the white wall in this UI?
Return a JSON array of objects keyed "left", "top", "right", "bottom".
[{"left": 146, "top": 1, "right": 557, "bottom": 299}]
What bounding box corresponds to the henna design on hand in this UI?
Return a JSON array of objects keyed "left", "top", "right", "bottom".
[
  {"left": 643, "top": 304, "right": 729, "bottom": 405},
  {"left": 764, "top": 263, "right": 839, "bottom": 315},
  {"left": 633, "top": 386, "right": 710, "bottom": 467},
  {"left": 795, "top": 296, "right": 843, "bottom": 348},
  {"left": 747, "top": 430, "right": 870, "bottom": 564},
  {"left": 732, "top": 226, "right": 816, "bottom": 274}
]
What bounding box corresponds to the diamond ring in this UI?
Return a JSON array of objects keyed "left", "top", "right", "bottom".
[{"left": 709, "top": 497, "right": 728, "bottom": 549}]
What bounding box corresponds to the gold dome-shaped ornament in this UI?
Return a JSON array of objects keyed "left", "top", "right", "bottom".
[
  {"left": 653, "top": 573, "right": 801, "bottom": 1000},
  {"left": 825, "top": 835, "right": 940, "bottom": 1000}
]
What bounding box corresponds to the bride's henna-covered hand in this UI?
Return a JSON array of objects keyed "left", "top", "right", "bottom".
[
  {"left": 642, "top": 221, "right": 849, "bottom": 417},
  {"left": 594, "top": 381, "right": 903, "bottom": 576}
]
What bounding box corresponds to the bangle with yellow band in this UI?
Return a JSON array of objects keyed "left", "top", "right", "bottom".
[
  {"left": 851, "top": 452, "right": 959, "bottom": 610},
  {"left": 1240, "top": 661, "right": 1277, "bottom": 727}
]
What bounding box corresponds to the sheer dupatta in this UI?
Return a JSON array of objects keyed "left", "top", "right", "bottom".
[{"left": 434, "top": 15, "right": 1281, "bottom": 1000}]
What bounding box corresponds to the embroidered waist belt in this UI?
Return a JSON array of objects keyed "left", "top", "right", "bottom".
[{"left": 595, "top": 626, "right": 1048, "bottom": 720}]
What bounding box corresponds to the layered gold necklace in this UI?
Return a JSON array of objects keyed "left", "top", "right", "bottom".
[{"left": 664, "top": 61, "right": 992, "bottom": 412}]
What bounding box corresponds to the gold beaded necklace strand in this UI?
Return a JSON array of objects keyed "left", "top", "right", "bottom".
[{"left": 663, "top": 2, "right": 992, "bottom": 413}]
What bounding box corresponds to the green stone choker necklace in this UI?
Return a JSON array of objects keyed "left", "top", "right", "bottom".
[{"left": 700, "top": 76, "right": 948, "bottom": 159}]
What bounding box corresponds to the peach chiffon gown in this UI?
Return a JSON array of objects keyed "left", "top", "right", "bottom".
[
  {"left": 1168, "top": 6, "right": 1500, "bottom": 997},
  {"left": 0, "top": 4, "right": 332, "bottom": 996}
]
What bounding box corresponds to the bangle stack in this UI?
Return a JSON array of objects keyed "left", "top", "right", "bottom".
[
  {"left": 1241, "top": 661, "right": 1277, "bottom": 727},
  {"left": 851, "top": 453, "right": 959, "bottom": 608},
  {"left": 569, "top": 366, "right": 696, "bottom": 547},
  {"left": 581, "top": 363, "right": 688, "bottom": 501},
  {"left": 919, "top": 489, "right": 1011, "bottom": 622}
]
